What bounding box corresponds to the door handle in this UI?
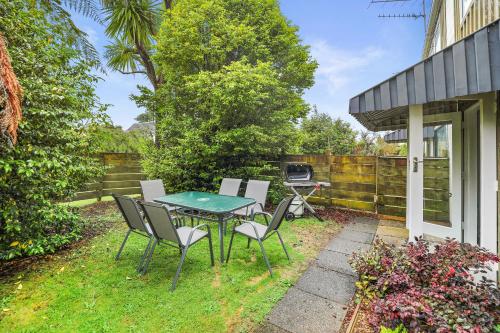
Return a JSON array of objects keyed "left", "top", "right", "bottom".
[{"left": 412, "top": 157, "right": 424, "bottom": 172}]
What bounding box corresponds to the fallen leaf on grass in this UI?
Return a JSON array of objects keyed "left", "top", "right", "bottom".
[
  {"left": 17, "top": 284, "right": 22, "bottom": 290},
  {"left": 126, "top": 276, "right": 132, "bottom": 280},
  {"left": 2, "top": 308, "right": 10, "bottom": 312}
]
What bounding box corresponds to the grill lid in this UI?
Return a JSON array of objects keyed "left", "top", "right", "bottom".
[{"left": 284, "top": 163, "right": 314, "bottom": 182}]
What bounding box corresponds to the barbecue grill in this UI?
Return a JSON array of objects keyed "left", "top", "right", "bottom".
[{"left": 282, "top": 162, "right": 330, "bottom": 221}]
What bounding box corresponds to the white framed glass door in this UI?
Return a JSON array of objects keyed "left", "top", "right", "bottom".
[{"left": 421, "top": 112, "right": 462, "bottom": 240}]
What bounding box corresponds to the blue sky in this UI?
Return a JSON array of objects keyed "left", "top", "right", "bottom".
[{"left": 73, "top": 0, "right": 430, "bottom": 131}]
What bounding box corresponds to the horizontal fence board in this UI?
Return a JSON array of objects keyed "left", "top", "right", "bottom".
[
  {"left": 75, "top": 153, "right": 145, "bottom": 202},
  {"left": 104, "top": 173, "right": 146, "bottom": 181},
  {"left": 330, "top": 189, "right": 375, "bottom": 202},
  {"left": 107, "top": 165, "right": 142, "bottom": 173},
  {"left": 330, "top": 164, "right": 376, "bottom": 174},
  {"left": 378, "top": 205, "right": 406, "bottom": 217},
  {"left": 378, "top": 184, "right": 406, "bottom": 196},
  {"left": 331, "top": 156, "right": 377, "bottom": 164},
  {"left": 103, "top": 180, "right": 141, "bottom": 189},
  {"left": 102, "top": 187, "right": 142, "bottom": 196},
  {"left": 332, "top": 198, "right": 375, "bottom": 211},
  {"left": 330, "top": 182, "right": 376, "bottom": 193},
  {"left": 74, "top": 191, "right": 100, "bottom": 201},
  {"left": 331, "top": 173, "right": 376, "bottom": 184}
]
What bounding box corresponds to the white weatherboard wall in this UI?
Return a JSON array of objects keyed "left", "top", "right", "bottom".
[
  {"left": 445, "top": 0, "right": 455, "bottom": 45},
  {"left": 479, "top": 93, "right": 498, "bottom": 280},
  {"left": 407, "top": 104, "right": 424, "bottom": 239},
  {"left": 463, "top": 104, "right": 479, "bottom": 245}
]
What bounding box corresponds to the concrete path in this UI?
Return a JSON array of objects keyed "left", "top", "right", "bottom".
[{"left": 258, "top": 216, "right": 379, "bottom": 333}]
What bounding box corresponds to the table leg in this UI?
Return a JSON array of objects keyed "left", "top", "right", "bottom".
[{"left": 218, "top": 215, "right": 224, "bottom": 263}]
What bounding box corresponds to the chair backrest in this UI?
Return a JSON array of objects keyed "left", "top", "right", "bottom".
[
  {"left": 113, "top": 194, "right": 149, "bottom": 233},
  {"left": 218, "top": 178, "right": 242, "bottom": 196},
  {"left": 140, "top": 179, "right": 166, "bottom": 202},
  {"left": 265, "top": 196, "right": 295, "bottom": 236},
  {"left": 139, "top": 201, "right": 180, "bottom": 244},
  {"left": 244, "top": 180, "right": 270, "bottom": 207}
]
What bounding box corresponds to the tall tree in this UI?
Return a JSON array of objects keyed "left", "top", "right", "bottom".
[
  {"left": 300, "top": 107, "right": 358, "bottom": 155},
  {"left": 102, "top": 0, "right": 172, "bottom": 90},
  {"left": 143, "top": 0, "right": 317, "bottom": 195}
]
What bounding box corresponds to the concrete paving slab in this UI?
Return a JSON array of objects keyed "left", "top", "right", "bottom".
[
  {"left": 379, "top": 219, "right": 406, "bottom": 228},
  {"left": 376, "top": 234, "right": 407, "bottom": 246},
  {"left": 376, "top": 225, "right": 409, "bottom": 239},
  {"left": 267, "top": 288, "right": 347, "bottom": 333},
  {"left": 316, "top": 250, "right": 356, "bottom": 277},
  {"left": 351, "top": 216, "right": 379, "bottom": 225},
  {"left": 295, "top": 265, "right": 356, "bottom": 305},
  {"left": 255, "top": 322, "right": 290, "bottom": 333},
  {"left": 326, "top": 238, "right": 371, "bottom": 255},
  {"left": 337, "top": 229, "right": 374, "bottom": 244},
  {"left": 344, "top": 222, "right": 377, "bottom": 234}
]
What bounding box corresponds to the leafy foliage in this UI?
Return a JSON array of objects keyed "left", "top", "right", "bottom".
[
  {"left": 300, "top": 107, "right": 357, "bottom": 155},
  {"left": 381, "top": 325, "right": 408, "bottom": 333},
  {"left": 0, "top": 0, "right": 105, "bottom": 259},
  {"left": 350, "top": 238, "right": 500, "bottom": 332},
  {"left": 143, "top": 0, "right": 317, "bottom": 201},
  {"left": 89, "top": 125, "right": 149, "bottom": 153}
]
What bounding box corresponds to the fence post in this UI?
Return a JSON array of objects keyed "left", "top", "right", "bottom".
[{"left": 96, "top": 153, "right": 105, "bottom": 201}]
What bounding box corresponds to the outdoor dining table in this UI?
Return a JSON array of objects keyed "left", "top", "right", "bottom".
[{"left": 154, "top": 191, "right": 256, "bottom": 263}]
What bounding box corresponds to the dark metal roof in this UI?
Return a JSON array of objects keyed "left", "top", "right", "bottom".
[{"left": 349, "top": 19, "right": 500, "bottom": 131}]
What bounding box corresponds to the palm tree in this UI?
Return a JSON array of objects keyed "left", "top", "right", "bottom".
[
  {"left": 102, "top": 0, "right": 173, "bottom": 90},
  {"left": 36, "top": 0, "right": 104, "bottom": 67}
]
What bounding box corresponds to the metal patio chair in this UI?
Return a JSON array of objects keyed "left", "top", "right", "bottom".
[
  {"left": 140, "top": 179, "right": 182, "bottom": 226},
  {"left": 233, "top": 180, "right": 270, "bottom": 221},
  {"left": 218, "top": 178, "right": 242, "bottom": 196},
  {"left": 139, "top": 201, "right": 214, "bottom": 291},
  {"left": 140, "top": 179, "right": 167, "bottom": 202},
  {"left": 113, "top": 194, "right": 154, "bottom": 273},
  {"left": 226, "top": 195, "right": 294, "bottom": 276}
]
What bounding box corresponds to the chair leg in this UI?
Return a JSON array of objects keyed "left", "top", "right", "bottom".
[
  {"left": 247, "top": 238, "right": 251, "bottom": 248},
  {"left": 276, "top": 231, "right": 291, "bottom": 262},
  {"left": 140, "top": 239, "right": 157, "bottom": 275},
  {"left": 137, "top": 237, "right": 153, "bottom": 272},
  {"left": 226, "top": 228, "right": 236, "bottom": 263},
  {"left": 115, "top": 229, "right": 132, "bottom": 260},
  {"left": 171, "top": 246, "right": 189, "bottom": 291},
  {"left": 257, "top": 239, "right": 273, "bottom": 276},
  {"left": 208, "top": 234, "right": 214, "bottom": 266}
]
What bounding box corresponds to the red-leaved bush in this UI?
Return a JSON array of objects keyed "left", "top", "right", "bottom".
[{"left": 350, "top": 237, "right": 500, "bottom": 332}]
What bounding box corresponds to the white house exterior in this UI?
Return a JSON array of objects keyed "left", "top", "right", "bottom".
[{"left": 349, "top": 1, "right": 500, "bottom": 280}]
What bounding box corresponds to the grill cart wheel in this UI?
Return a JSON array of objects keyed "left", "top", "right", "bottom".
[{"left": 285, "top": 212, "right": 295, "bottom": 221}]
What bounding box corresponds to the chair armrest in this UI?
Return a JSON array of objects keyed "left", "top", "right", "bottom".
[
  {"left": 239, "top": 220, "right": 263, "bottom": 239},
  {"left": 185, "top": 223, "right": 211, "bottom": 246}
]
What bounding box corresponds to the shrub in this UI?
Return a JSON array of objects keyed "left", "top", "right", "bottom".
[
  {"left": 0, "top": 1, "right": 105, "bottom": 259},
  {"left": 141, "top": 0, "right": 316, "bottom": 201},
  {"left": 350, "top": 238, "right": 500, "bottom": 332}
]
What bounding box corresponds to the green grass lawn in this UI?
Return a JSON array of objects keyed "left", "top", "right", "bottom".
[{"left": 0, "top": 203, "right": 340, "bottom": 333}]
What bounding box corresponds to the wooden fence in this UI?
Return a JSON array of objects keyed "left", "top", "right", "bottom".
[
  {"left": 74, "top": 153, "right": 145, "bottom": 201},
  {"left": 75, "top": 152, "right": 450, "bottom": 221},
  {"left": 283, "top": 154, "right": 450, "bottom": 220}
]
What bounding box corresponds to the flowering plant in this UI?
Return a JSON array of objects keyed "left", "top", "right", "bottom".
[{"left": 350, "top": 238, "right": 500, "bottom": 332}]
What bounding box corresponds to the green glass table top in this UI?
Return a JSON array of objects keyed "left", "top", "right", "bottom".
[{"left": 154, "top": 191, "right": 255, "bottom": 214}]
